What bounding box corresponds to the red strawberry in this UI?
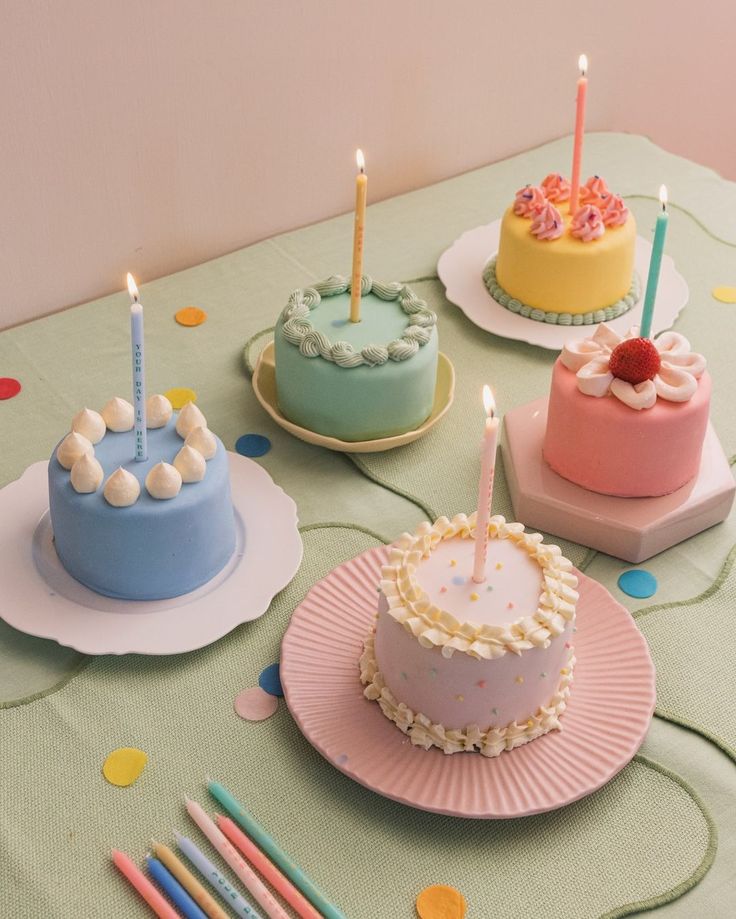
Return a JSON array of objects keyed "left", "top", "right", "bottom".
[{"left": 609, "top": 338, "right": 661, "bottom": 385}]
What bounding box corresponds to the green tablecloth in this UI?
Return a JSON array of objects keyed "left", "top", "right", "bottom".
[{"left": 1, "top": 133, "right": 735, "bottom": 917}]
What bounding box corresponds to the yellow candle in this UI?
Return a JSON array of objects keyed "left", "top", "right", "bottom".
[{"left": 350, "top": 149, "right": 367, "bottom": 323}]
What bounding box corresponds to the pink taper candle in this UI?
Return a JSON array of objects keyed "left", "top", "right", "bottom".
[
  {"left": 185, "top": 798, "right": 289, "bottom": 919},
  {"left": 472, "top": 386, "right": 499, "bottom": 584},
  {"left": 569, "top": 54, "right": 588, "bottom": 213},
  {"left": 112, "top": 849, "right": 181, "bottom": 919}
]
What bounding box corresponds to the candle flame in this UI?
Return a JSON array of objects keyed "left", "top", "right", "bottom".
[
  {"left": 659, "top": 184, "right": 668, "bottom": 210},
  {"left": 126, "top": 272, "right": 139, "bottom": 302},
  {"left": 482, "top": 384, "right": 495, "bottom": 418},
  {"left": 578, "top": 53, "right": 588, "bottom": 75},
  {"left": 356, "top": 149, "right": 365, "bottom": 173}
]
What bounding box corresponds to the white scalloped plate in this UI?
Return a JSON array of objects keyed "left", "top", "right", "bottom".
[
  {"left": 437, "top": 219, "right": 689, "bottom": 351},
  {"left": 281, "top": 545, "right": 656, "bottom": 819},
  {"left": 0, "top": 455, "right": 302, "bottom": 655}
]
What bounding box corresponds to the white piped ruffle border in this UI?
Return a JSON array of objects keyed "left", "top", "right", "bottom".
[
  {"left": 381, "top": 513, "right": 578, "bottom": 661},
  {"left": 359, "top": 634, "right": 575, "bottom": 757}
]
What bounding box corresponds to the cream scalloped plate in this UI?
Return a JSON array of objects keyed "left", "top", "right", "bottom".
[
  {"left": 437, "top": 219, "right": 689, "bottom": 351},
  {"left": 252, "top": 342, "right": 455, "bottom": 453},
  {"left": 281, "top": 545, "right": 656, "bottom": 819},
  {"left": 0, "top": 455, "right": 302, "bottom": 655}
]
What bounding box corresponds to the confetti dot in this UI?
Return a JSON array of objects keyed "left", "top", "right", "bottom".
[
  {"left": 515, "top": 675, "right": 524, "bottom": 684},
  {"left": 455, "top": 694, "right": 464, "bottom": 702},
  {"left": 712, "top": 286, "right": 736, "bottom": 303},
  {"left": 617, "top": 569, "right": 658, "bottom": 599},
  {"left": 102, "top": 747, "right": 148, "bottom": 787},
  {"left": 165, "top": 387, "right": 197, "bottom": 410},
  {"left": 416, "top": 884, "right": 467, "bottom": 919},
  {"left": 451, "top": 576, "right": 466, "bottom": 586},
  {"left": 234, "top": 687, "right": 279, "bottom": 721},
  {"left": 236, "top": 434, "right": 272, "bottom": 458},
  {"left": 0, "top": 378, "right": 21, "bottom": 400},
  {"left": 258, "top": 663, "right": 283, "bottom": 697},
  {"left": 495, "top": 562, "right": 503, "bottom": 570},
  {"left": 477, "top": 680, "right": 486, "bottom": 689},
  {"left": 469, "top": 593, "right": 479, "bottom": 602},
  {"left": 174, "top": 306, "right": 207, "bottom": 327},
  {"left": 449, "top": 559, "right": 457, "bottom": 567}
]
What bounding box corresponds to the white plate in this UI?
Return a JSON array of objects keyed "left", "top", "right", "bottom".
[
  {"left": 437, "top": 220, "right": 689, "bottom": 351},
  {"left": 0, "top": 455, "right": 302, "bottom": 655}
]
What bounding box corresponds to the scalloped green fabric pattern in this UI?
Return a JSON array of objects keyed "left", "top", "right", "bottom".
[{"left": 0, "top": 526, "right": 716, "bottom": 918}]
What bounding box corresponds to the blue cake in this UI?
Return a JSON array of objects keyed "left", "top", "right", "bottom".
[
  {"left": 274, "top": 275, "right": 438, "bottom": 442},
  {"left": 48, "top": 397, "right": 236, "bottom": 600}
]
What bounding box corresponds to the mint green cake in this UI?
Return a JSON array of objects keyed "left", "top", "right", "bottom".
[{"left": 274, "top": 276, "right": 438, "bottom": 442}]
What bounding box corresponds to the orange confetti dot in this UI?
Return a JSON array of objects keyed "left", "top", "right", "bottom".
[
  {"left": 416, "top": 884, "right": 467, "bottom": 919},
  {"left": 175, "top": 306, "right": 208, "bottom": 327},
  {"left": 164, "top": 387, "right": 197, "bottom": 410}
]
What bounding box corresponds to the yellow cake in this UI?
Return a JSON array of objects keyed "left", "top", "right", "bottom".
[{"left": 487, "top": 175, "right": 638, "bottom": 324}]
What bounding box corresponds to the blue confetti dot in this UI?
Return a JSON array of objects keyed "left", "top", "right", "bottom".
[
  {"left": 451, "top": 575, "right": 467, "bottom": 586},
  {"left": 236, "top": 434, "right": 271, "bottom": 458},
  {"left": 617, "top": 569, "right": 658, "bottom": 599},
  {"left": 258, "top": 662, "right": 283, "bottom": 697}
]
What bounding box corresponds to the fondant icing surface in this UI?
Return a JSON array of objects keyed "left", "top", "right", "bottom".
[{"left": 48, "top": 418, "right": 236, "bottom": 600}]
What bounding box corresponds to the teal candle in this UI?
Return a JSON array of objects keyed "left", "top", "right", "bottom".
[
  {"left": 208, "top": 779, "right": 347, "bottom": 919},
  {"left": 639, "top": 185, "right": 669, "bottom": 339}
]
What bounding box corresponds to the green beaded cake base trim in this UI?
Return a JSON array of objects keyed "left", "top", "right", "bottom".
[{"left": 483, "top": 258, "right": 641, "bottom": 326}]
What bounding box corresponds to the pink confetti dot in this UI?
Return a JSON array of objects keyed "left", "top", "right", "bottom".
[{"left": 234, "top": 686, "right": 278, "bottom": 721}]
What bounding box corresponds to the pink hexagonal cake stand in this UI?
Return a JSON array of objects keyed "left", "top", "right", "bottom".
[
  {"left": 502, "top": 398, "right": 735, "bottom": 563},
  {"left": 280, "top": 545, "right": 655, "bottom": 819}
]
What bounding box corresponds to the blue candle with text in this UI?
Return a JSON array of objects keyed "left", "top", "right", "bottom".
[{"left": 127, "top": 273, "right": 148, "bottom": 461}]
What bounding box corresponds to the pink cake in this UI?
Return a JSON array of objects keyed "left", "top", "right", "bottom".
[
  {"left": 359, "top": 514, "right": 577, "bottom": 757},
  {"left": 543, "top": 324, "right": 709, "bottom": 497}
]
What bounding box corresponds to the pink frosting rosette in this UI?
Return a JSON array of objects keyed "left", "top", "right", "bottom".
[
  {"left": 600, "top": 193, "right": 629, "bottom": 227},
  {"left": 560, "top": 323, "right": 707, "bottom": 411},
  {"left": 513, "top": 185, "right": 546, "bottom": 217},
  {"left": 540, "top": 173, "right": 571, "bottom": 203},
  {"left": 570, "top": 205, "right": 605, "bottom": 242},
  {"left": 579, "top": 175, "right": 610, "bottom": 206},
  {"left": 530, "top": 202, "right": 564, "bottom": 241}
]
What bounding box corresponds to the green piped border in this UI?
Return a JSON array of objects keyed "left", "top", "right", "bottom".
[{"left": 483, "top": 257, "right": 641, "bottom": 325}]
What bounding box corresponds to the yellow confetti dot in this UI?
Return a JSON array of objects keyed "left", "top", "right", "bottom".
[
  {"left": 175, "top": 306, "right": 208, "bottom": 327},
  {"left": 515, "top": 675, "right": 524, "bottom": 684},
  {"left": 495, "top": 562, "right": 503, "bottom": 570},
  {"left": 449, "top": 559, "right": 457, "bottom": 567},
  {"left": 102, "top": 747, "right": 148, "bottom": 787},
  {"left": 164, "top": 387, "right": 197, "bottom": 410},
  {"left": 469, "top": 592, "right": 479, "bottom": 602},
  {"left": 712, "top": 286, "right": 736, "bottom": 303},
  {"left": 416, "top": 884, "right": 467, "bottom": 919}
]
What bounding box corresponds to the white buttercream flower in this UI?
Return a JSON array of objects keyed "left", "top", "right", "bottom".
[{"left": 560, "top": 323, "right": 706, "bottom": 411}]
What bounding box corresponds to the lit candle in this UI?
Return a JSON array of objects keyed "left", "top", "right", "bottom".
[
  {"left": 350, "top": 149, "right": 367, "bottom": 323},
  {"left": 126, "top": 273, "right": 147, "bottom": 461},
  {"left": 472, "top": 385, "right": 499, "bottom": 584},
  {"left": 639, "top": 185, "right": 669, "bottom": 340},
  {"left": 569, "top": 54, "right": 588, "bottom": 213}
]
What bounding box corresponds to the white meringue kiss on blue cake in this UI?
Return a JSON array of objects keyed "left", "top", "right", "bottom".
[{"left": 48, "top": 398, "right": 236, "bottom": 601}]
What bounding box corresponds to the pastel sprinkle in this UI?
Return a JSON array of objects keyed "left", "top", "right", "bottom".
[
  {"left": 486, "top": 585, "right": 494, "bottom": 592},
  {"left": 565, "top": 642, "right": 571, "bottom": 649},
  {"left": 470, "top": 592, "right": 479, "bottom": 602},
  {"left": 540, "top": 671, "right": 548, "bottom": 678},
  {"left": 102, "top": 747, "right": 148, "bottom": 787},
  {"left": 416, "top": 884, "right": 467, "bottom": 919},
  {"left": 174, "top": 305, "right": 207, "bottom": 327},
  {"left": 495, "top": 562, "right": 503, "bottom": 570},
  {"left": 515, "top": 675, "right": 524, "bottom": 685},
  {"left": 527, "top": 719, "right": 534, "bottom": 728},
  {"left": 449, "top": 559, "right": 457, "bottom": 567},
  {"left": 235, "top": 433, "right": 272, "bottom": 458},
  {"left": 507, "top": 601, "right": 515, "bottom": 609},
  {"left": 439, "top": 586, "right": 448, "bottom": 593},
  {"left": 617, "top": 569, "right": 658, "bottom": 599},
  {"left": 258, "top": 662, "right": 283, "bottom": 697},
  {"left": 491, "top": 707, "right": 499, "bottom": 716},
  {"left": 234, "top": 686, "right": 278, "bottom": 721},
  {"left": 477, "top": 680, "right": 486, "bottom": 689},
  {"left": 429, "top": 668, "right": 438, "bottom": 678},
  {"left": 455, "top": 694, "right": 464, "bottom": 702},
  {"left": 560, "top": 668, "right": 569, "bottom": 676},
  {"left": 451, "top": 575, "right": 467, "bottom": 586},
  {"left": 164, "top": 387, "right": 197, "bottom": 410},
  {"left": 712, "top": 286, "right": 736, "bottom": 303},
  {"left": 0, "top": 377, "right": 21, "bottom": 400}
]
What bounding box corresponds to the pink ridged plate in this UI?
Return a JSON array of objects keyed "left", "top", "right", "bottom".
[{"left": 281, "top": 546, "right": 655, "bottom": 819}]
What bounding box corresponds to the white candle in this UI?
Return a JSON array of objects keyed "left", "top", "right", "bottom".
[
  {"left": 472, "top": 385, "right": 499, "bottom": 584},
  {"left": 126, "top": 273, "right": 147, "bottom": 462}
]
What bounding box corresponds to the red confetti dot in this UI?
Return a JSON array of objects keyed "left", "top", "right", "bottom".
[{"left": 0, "top": 378, "right": 21, "bottom": 400}]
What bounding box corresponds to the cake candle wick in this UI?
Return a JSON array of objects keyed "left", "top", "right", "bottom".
[
  {"left": 472, "top": 385, "right": 499, "bottom": 584},
  {"left": 126, "top": 272, "right": 148, "bottom": 462}
]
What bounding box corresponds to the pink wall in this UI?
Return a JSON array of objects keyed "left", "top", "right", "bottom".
[{"left": 1, "top": 0, "right": 732, "bottom": 328}]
